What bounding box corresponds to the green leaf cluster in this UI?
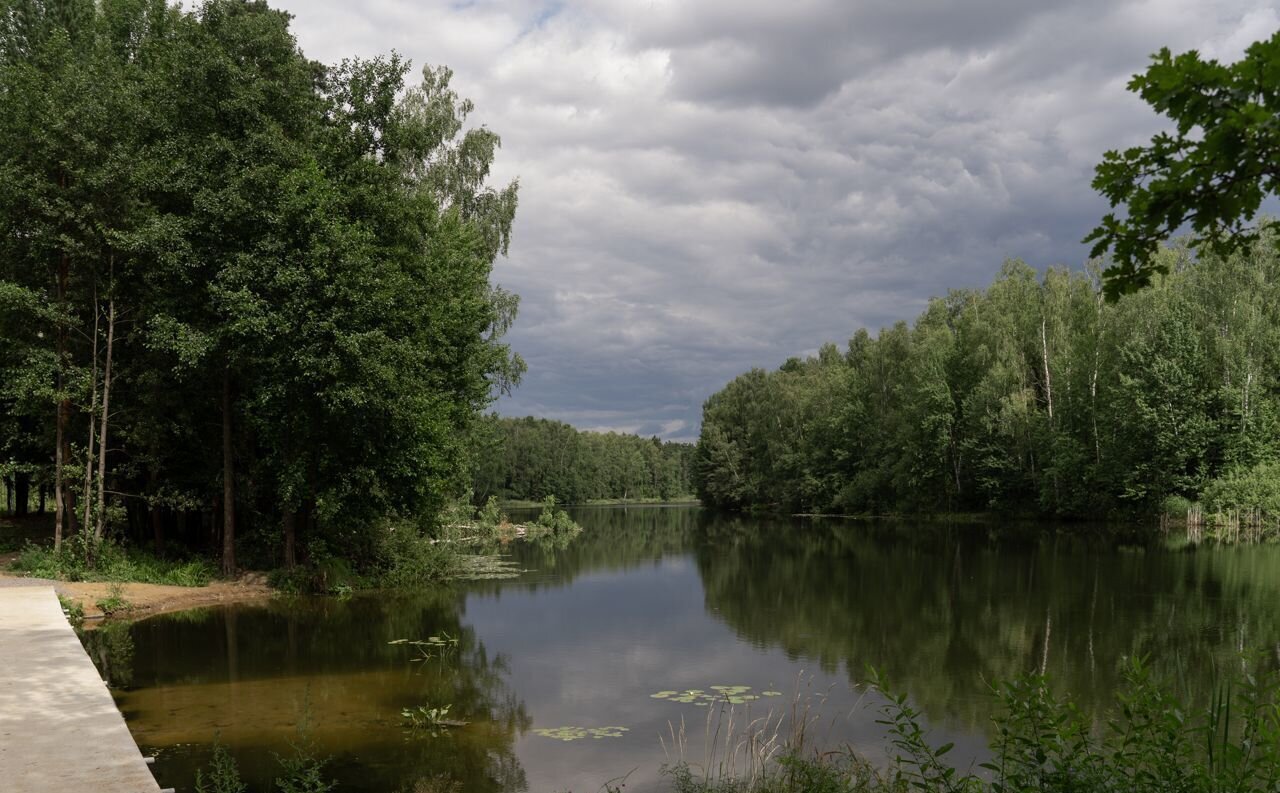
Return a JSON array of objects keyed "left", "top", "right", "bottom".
[{"left": 1087, "top": 32, "right": 1280, "bottom": 299}]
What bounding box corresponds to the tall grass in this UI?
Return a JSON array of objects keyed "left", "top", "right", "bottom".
[
  {"left": 10, "top": 537, "right": 216, "bottom": 586},
  {"left": 665, "top": 659, "right": 1280, "bottom": 793}
]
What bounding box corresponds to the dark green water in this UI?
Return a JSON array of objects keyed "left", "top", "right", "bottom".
[{"left": 93, "top": 506, "right": 1280, "bottom": 792}]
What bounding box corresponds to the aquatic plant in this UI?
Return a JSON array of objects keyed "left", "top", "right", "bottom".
[
  {"left": 661, "top": 659, "right": 1280, "bottom": 793},
  {"left": 532, "top": 726, "right": 630, "bottom": 742},
  {"left": 390, "top": 632, "right": 460, "bottom": 662},
  {"left": 651, "top": 686, "right": 785, "bottom": 706},
  {"left": 402, "top": 704, "right": 468, "bottom": 736},
  {"left": 195, "top": 740, "right": 247, "bottom": 793}
]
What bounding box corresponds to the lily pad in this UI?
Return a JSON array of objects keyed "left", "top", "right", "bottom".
[
  {"left": 533, "top": 726, "right": 630, "bottom": 742},
  {"left": 650, "top": 684, "right": 777, "bottom": 707}
]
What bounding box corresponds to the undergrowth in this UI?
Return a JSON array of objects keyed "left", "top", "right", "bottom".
[{"left": 10, "top": 536, "right": 216, "bottom": 586}]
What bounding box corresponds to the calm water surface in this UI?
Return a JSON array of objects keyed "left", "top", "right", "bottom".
[{"left": 91, "top": 506, "right": 1280, "bottom": 792}]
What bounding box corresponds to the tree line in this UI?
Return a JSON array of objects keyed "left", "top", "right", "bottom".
[
  {"left": 473, "top": 416, "right": 695, "bottom": 504},
  {"left": 0, "top": 0, "right": 523, "bottom": 573},
  {"left": 694, "top": 238, "right": 1280, "bottom": 521}
]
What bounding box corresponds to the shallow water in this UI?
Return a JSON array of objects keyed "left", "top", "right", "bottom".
[{"left": 95, "top": 506, "right": 1280, "bottom": 792}]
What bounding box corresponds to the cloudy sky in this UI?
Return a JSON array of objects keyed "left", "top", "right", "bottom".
[{"left": 274, "top": 0, "right": 1277, "bottom": 442}]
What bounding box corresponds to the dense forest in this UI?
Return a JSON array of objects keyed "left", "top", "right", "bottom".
[
  {"left": 695, "top": 237, "right": 1280, "bottom": 523},
  {"left": 472, "top": 416, "right": 695, "bottom": 504},
  {"left": 0, "top": 0, "right": 522, "bottom": 573}
]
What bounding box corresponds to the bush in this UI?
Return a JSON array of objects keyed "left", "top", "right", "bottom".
[
  {"left": 532, "top": 496, "right": 581, "bottom": 535},
  {"left": 1202, "top": 461, "right": 1280, "bottom": 514},
  {"left": 1159, "top": 493, "right": 1195, "bottom": 517},
  {"left": 375, "top": 526, "right": 458, "bottom": 588}
]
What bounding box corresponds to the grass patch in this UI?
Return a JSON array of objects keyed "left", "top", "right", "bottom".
[{"left": 9, "top": 538, "right": 216, "bottom": 586}]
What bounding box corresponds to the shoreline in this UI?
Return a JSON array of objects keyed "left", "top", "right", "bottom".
[{"left": 0, "top": 559, "right": 274, "bottom": 624}]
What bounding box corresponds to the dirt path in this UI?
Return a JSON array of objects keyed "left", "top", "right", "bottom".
[{"left": 0, "top": 557, "right": 274, "bottom": 622}]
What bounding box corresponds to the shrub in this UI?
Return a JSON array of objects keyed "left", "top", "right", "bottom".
[
  {"left": 376, "top": 526, "right": 458, "bottom": 588},
  {"left": 532, "top": 496, "right": 581, "bottom": 535},
  {"left": 1202, "top": 461, "right": 1280, "bottom": 519}
]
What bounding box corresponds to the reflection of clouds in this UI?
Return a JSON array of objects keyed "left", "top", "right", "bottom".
[
  {"left": 465, "top": 557, "right": 874, "bottom": 792},
  {"left": 275, "top": 0, "right": 1271, "bottom": 438}
]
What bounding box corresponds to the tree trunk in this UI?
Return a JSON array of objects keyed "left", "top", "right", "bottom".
[
  {"left": 83, "top": 291, "right": 101, "bottom": 534},
  {"left": 1040, "top": 316, "right": 1054, "bottom": 422},
  {"left": 94, "top": 296, "right": 115, "bottom": 541},
  {"left": 148, "top": 468, "right": 164, "bottom": 555},
  {"left": 13, "top": 473, "right": 30, "bottom": 517},
  {"left": 38, "top": 485, "right": 46, "bottom": 514},
  {"left": 221, "top": 366, "right": 236, "bottom": 576},
  {"left": 283, "top": 510, "right": 296, "bottom": 568}
]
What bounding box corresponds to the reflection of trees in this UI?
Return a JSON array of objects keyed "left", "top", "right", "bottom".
[
  {"left": 109, "top": 589, "right": 531, "bottom": 793},
  {"left": 469, "top": 505, "right": 698, "bottom": 594},
  {"left": 694, "top": 514, "right": 1280, "bottom": 731}
]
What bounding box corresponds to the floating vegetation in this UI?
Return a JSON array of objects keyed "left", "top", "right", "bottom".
[
  {"left": 532, "top": 726, "right": 630, "bottom": 742},
  {"left": 456, "top": 553, "right": 523, "bottom": 580},
  {"left": 649, "top": 685, "right": 785, "bottom": 706},
  {"left": 389, "top": 632, "right": 459, "bottom": 662}
]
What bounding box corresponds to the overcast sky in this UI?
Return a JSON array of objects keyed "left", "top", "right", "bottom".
[{"left": 274, "top": 0, "right": 1277, "bottom": 442}]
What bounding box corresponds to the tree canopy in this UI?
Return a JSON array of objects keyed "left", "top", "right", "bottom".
[
  {"left": 0, "top": 0, "right": 522, "bottom": 573},
  {"left": 695, "top": 236, "right": 1280, "bottom": 519},
  {"left": 472, "top": 415, "right": 695, "bottom": 504}
]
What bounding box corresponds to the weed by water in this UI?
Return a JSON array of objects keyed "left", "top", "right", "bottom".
[
  {"left": 11, "top": 537, "right": 215, "bottom": 586},
  {"left": 195, "top": 739, "right": 246, "bottom": 793},
  {"left": 94, "top": 581, "right": 132, "bottom": 616},
  {"left": 663, "top": 658, "right": 1280, "bottom": 793}
]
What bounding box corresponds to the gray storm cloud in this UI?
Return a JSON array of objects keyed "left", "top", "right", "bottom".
[{"left": 273, "top": 0, "right": 1278, "bottom": 441}]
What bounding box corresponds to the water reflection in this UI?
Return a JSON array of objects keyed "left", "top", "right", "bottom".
[
  {"left": 114, "top": 590, "right": 529, "bottom": 792},
  {"left": 92, "top": 507, "right": 1280, "bottom": 792}
]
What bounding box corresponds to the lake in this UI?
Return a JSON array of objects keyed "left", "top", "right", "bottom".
[{"left": 90, "top": 505, "right": 1280, "bottom": 792}]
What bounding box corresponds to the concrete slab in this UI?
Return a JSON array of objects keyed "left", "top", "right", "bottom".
[{"left": 0, "top": 586, "right": 161, "bottom": 792}]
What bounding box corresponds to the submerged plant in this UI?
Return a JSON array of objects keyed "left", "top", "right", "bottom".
[{"left": 532, "top": 725, "right": 630, "bottom": 742}]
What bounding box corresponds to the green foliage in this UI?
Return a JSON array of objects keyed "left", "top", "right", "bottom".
[
  {"left": 473, "top": 415, "right": 696, "bottom": 504},
  {"left": 195, "top": 740, "right": 247, "bottom": 793},
  {"left": 696, "top": 243, "right": 1280, "bottom": 527},
  {"left": 532, "top": 496, "right": 581, "bottom": 534},
  {"left": 11, "top": 539, "right": 216, "bottom": 585},
  {"left": 274, "top": 741, "right": 335, "bottom": 793},
  {"left": 375, "top": 525, "right": 460, "bottom": 588},
  {"left": 0, "top": 0, "right": 521, "bottom": 574},
  {"left": 1086, "top": 32, "right": 1280, "bottom": 298},
  {"left": 1202, "top": 461, "right": 1280, "bottom": 516},
  {"left": 1201, "top": 460, "right": 1280, "bottom": 539},
  {"left": 57, "top": 593, "right": 83, "bottom": 628}
]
